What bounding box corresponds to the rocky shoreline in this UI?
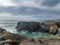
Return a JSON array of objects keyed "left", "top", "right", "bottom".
[
  {"left": 16, "top": 20, "right": 60, "bottom": 35},
  {"left": 0, "top": 32, "right": 60, "bottom": 45},
  {"left": 0, "top": 20, "right": 60, "bottom": 45}
]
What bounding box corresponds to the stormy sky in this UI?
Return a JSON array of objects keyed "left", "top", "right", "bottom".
[{"left": 0, "top": 0, "right": 60, "bottom": 21}]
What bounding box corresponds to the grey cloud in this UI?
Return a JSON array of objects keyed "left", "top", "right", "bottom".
[
  {"left": 0, "top": 6, "right": 60, "bottom": 15},
  {"left": 12, "top": 0, "right": 20, "bottom": 3},
  {"left": 0, "top": 0, "right": 60, "bottom": 20},
  {"left": 42, "top": 0, "right": 60, "bottom": 6},
  {"left": 0, "top": 0, "right": 60, "bottom": 9},
  {"left": 0, "top": 7, "right": 42, "bottom": 15}
]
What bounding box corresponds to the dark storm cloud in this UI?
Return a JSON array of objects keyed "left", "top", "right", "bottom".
[
  {"left": 0, "top": 6, "right": 60, "bottom": 15},
  {"left": 0, "top": 0, "right": 60, "bottom": 15},
  {"left": 42, "top": 0, "right": 60, "bottom": 6},
  {"left": 0, "top": 0, "right": 60, "bottom": 20}
]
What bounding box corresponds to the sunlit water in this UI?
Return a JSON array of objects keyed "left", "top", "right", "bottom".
[{"left": 0, "top": 20, "right": 60, "bottom": 39}]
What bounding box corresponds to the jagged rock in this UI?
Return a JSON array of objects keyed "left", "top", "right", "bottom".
[
  {"left": 0, "top": 33, "right": 28, "bottom": 45},
  {"left": 41, "top": 21, "right": 58, "bottom": 35},
  {"left": 44, "top": 20, "right": 60, "bottom": 28},
  {"left": 0, "top": 39, "right": 12, "bottom": 45},
  {"left": 0, "top": 27, "right": 7, "bottom": 33},
  {"left": 16, "top": 22, "right": 41, "bottom": 32},
  {"left": 55, "top": 21, "right": 60, "bottom": 28},
  {"left": 16, "top": 21, "right": 58, "bottom": 34}
]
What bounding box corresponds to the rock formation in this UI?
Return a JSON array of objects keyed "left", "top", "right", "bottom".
[
  {"left": 0, "top": 20, "right": 60, "bottom": 45},
  {"left": 16, "top": 22, "right": 41, "bottom": 32},
  {"left": 0, "top": 27, "right": 7, "bottom": 33},
  {"left": 0, "top": 33, "right": 28, "bottom": 45},
  {"left": 16, "top": 21, "right": 58, "bottom": 34},
  {"left": 55, "top": 21, "right": 60, "bottom": 28},
  {"left": 40, "top": 21, "right": 58, "bottom": 35}
]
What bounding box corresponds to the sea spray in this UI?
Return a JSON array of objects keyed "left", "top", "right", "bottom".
[{"left": 0, "top": 20, "right": 18, "bottom": 34}]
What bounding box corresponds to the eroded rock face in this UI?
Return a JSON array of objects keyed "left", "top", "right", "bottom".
[{"left": 16, "top": 22, "right": 41, "bottom": 32}]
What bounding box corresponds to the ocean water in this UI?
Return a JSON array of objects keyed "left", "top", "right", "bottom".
[
  {"left": 0, "top": 20, "right": 18, "bottom": 33},
  {"left": 17, "top": 31, "right": 54, "bottom": 39},
  {"left": 0, "top": 20, "right": 60, "bottom": 39}
]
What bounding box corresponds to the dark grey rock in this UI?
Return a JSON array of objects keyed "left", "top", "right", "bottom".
[
  {"left": 16, "top": 21, "right": 58, "bottom": 35},
  {"left": 0, "top": 27, "right": 7, "bottom": 33},
  {"left": 56, "top": 22, "right": 60, "bottom": 28},
  {"left": 16, "top": 22, "right": 41, "bottom": 32}
]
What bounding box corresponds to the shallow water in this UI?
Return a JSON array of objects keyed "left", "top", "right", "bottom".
[{"left": 17, "top": 31, "right": 54, "bottom": 39}]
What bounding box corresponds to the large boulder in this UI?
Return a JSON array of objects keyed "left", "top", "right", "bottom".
[{"left": 16, "top": 22, "right": 41, "bottom": 32}]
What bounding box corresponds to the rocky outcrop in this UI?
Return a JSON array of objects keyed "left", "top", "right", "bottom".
[
  {"left": 0, "top": 27, "right": 7, "bottom": 33},
  {"left": 43, "top": 20, "right": 60, "bottom": 28},
  {"left": 0, "top": 32, "right": 60, "bottom": 45},
  {"left": 0, "top": 33, "right": 28, "bottom": 45},
  {"left": 16, "top": 22, "right": 58, "bottom": 34},
  {"left": 20, "top": 39, "right": 60, "bottom": 45},
  {"left": 55, "top": 21, "right": 60, "bottom": 28},
  {"left": 16, "top": 22, "right": 41, "bottom": 32},
  {"left": 40, "top": 21, "right": 58, "bottom": 35}
]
